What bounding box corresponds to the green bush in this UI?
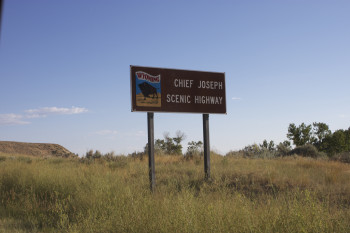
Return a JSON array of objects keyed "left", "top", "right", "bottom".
[{"left": 289, "top": 144, "right": 326, "bottom": 158}]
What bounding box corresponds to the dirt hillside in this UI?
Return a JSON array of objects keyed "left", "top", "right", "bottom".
[{"left": 0, "top": 141, "right": 76, "bottom": 157}]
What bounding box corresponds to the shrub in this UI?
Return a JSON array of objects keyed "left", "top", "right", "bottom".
[
  {"left": 85, "top": 150, "right": 103, "bottom": 160},
  {"left": 185, "top": 141, "right": 203, "bottom": 159},
  {"left": 85, "top": 150, "right": 94, "bottom": 159},
  {"left": 276, "top": 141, "right": 292, "bottom": 156},
  {"left": 225, "top": 150, "right": 244, "bottom": 157},
  {"left": 331, "top": 152, "right": 350, "bottom": 163},
  {"left": 128, "top": 151, "right": 144, "bottom": 160},
  {"left": 289, "top": 144, "right": 326, "bottom": 158},
  {"left": 144, "top": 131, "right": 186, "bottom": 156},
  {"left": 240, "top": 144, "right": 276, "bottom": 158},
  {"left": 242, "top": 144, "right": 261, "bottom": 157},
  {"left": 92, "top": 150, "right": 102, "bottom": 159}
]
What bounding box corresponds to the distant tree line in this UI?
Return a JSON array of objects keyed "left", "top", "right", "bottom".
[
  {"left": 82, "top": 122, "right": 350, "bottom": 163},
  {"left": 226, "top": 122, "right": 350, "bottom": 162},
  {"left": 287, "top": 122, "right": 350, "bottom": 156}
]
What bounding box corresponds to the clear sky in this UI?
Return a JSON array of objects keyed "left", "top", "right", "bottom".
[{"left": 1, "top": 0, "right": 349, "bottom": 155}]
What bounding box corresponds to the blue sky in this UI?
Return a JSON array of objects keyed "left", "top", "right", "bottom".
[{"left": 1, "top": 0, "right": 349, "bottom": 155}]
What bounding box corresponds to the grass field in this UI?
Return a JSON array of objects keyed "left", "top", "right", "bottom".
[{"left": 1, "top": 152, "right": 350, "bottom": 232}]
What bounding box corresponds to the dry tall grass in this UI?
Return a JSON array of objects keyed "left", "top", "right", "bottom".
[{"left": 1, "top": 152, "right": 350, "bottom": 232}]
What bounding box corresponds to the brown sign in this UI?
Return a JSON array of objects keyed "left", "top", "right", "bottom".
[{"left": 130, "top": 66, "right": 226, "bottom": 114}]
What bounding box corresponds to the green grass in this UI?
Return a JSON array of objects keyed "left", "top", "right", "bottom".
[{"left": 1, "top": 153, "right": 350, "bottom": 232}]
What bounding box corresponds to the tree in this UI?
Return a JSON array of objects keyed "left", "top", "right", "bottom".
[
  {"left": 322, "top": 129, "right": 347, "bottom": 156},
  {"left": 173, "top": 131, "right": 186, "bottom": 145},
  {"left": 276, "top": 140, "right": 291, "bottom": 156},
  {"left": 312, "top": 122, "right": 331, "bottom": 150},
  {"left": 163, "top": 131, "right": 186, "bottom": 155},
  {"left": 186, "top": 141, "right": 203, "bottom": 157},
  {"left": 85, "top": 150, "right": 102, "bottom": 159},
  {"left": 260, "top": 140, "right": 275, "bottom": 151},
  {"left": 287, "top": 123, "right": 313, "bottom": 146},
  {"left": 287, "top": 122, "right": 350, "bottom": 156},
  {"left": 144, "top": 131, "right": 186, "bottom": 155},
  {"left": 155, "top": 139, "right": 166, "bottom": 155}
]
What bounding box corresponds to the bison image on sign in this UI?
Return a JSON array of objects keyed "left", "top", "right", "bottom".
[
  {"left": 135, "top": 71, "right": 161, "bottom": 108},
  {"left": 138, "top": 82, "right": 158, "bottom": 100}
]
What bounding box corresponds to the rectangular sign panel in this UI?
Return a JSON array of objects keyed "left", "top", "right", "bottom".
[{"left": 131, "top": 65, "right": 226, "bottom": 114}]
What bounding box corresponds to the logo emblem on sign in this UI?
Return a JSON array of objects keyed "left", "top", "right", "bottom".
[{"left": 135, "top": 71, "right": 161, "bottom": 107}]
